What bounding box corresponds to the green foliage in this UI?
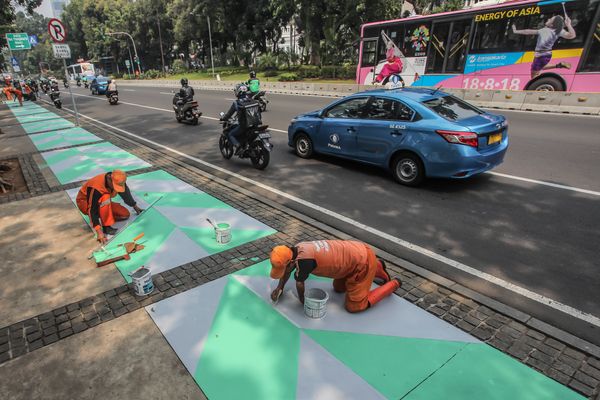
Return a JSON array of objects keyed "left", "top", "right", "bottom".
[
  {"left": 257, "top": 52, "right": 278, "bottom": 71},
  {"left": 140, "top": 69, "right": 163, "bottom": 79},
  {"left": 278, "top": 72, "right": 299, "bottom": 81},
  {"left": 263, "top": 70, "right": 278, "bottom": 77},
  {"left": 298, "top": 65, "right": 320, "bottom": 78},
  {"left": 171, "top": 59, "right": 187, "bottom": 74}
]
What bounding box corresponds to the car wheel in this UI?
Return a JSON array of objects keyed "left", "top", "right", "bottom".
[
  {"left": 391, "top": 153, "right": 425, "bottom": 186},
  {"left": 528, "top": 76, "right": 564, "bottom": 91},
  {"left": 295, "top": 133, "right": 313, "bottom": 159}
]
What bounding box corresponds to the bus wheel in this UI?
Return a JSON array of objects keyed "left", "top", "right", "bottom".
[{"left": 529, "top": 77, "right": 564, "bottom": 91}]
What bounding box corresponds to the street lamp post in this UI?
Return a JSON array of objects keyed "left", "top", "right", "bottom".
[
  {"left": 156, "top": 12, "right": 166, "bottom": 73},
  {"left": 106, "top": 31, "right": 141, "bottom": 75},
  {"left": 206, "top": 16, "right": 215, "bottom": 77}
]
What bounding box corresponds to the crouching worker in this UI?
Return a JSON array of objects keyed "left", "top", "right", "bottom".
[
  {"left": 76, "top": 169, "right": 143, "bottom": 244},
  {"left": 269, "top": 240, "right": 401, "bottom": 313}
]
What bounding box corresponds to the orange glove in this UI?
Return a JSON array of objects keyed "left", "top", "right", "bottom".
[{"left": 94, "top": 226, "right": 107, "bottom": 244}]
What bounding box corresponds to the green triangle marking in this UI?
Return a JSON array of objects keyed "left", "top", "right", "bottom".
[
  {"left": 134, "top": 191, "right": 231, "bottom": 209},
  {"left": 404, "top": 343, "right": 586, "bottom": 400},
  {"left": 128, "top": 169, "right": 178, "bottom": 181},
  {"left": 22, "top": 119, "right": 73, "bottom": 133},
  {"left": 233, "top": 259, "right": 330, "bottom": 282},
  {"left": 305, "top": 330, "right": 468, "bottom": 399},
  {"left": 180, "top": 226, "right": 276, "bottom": 255},
  {"left": 112, "top": 207, "right": 177, "bottom": 282},
  {"left": 54, "top": 158, "right": 100, "bottom": 184},
  {"left": 42, "top": 147, "right": 79, "bottom": 165},
  {"left": 31, "top": 138, "right": 67, "bottom": 151},
  {"left": 195, "top": 277, "right": 300, "bottom": 400}
]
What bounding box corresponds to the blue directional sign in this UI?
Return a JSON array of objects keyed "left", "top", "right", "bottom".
[
  {"left": 11, "top": 57, "right": 19, "bottom": 67},
  {"left": 28, "top": 34, "right": 39, "bottom": 46}
]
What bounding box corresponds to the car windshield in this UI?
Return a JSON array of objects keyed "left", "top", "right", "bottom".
[{"left": 422, "top": 95, "right": 483, "bottom": 121}]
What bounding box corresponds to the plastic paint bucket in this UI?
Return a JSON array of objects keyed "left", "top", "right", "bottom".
[
  {"left": 304, "top": 288, "right": 329, "bottom": 319},
  {"left": 130, "top": 267, "right": 154, "bottom": 296},
  {"left": 215, "top": 222, "right": 231, "bottom": 245}
]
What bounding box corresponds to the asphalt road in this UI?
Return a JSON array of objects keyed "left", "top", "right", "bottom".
[{"left": 53, "top": 84, "right": 600, "bottom": 344}]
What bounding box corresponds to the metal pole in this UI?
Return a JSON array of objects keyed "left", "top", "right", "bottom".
[
  {"left": 126, "top": 44, "right": 133, "bottom": 78},
  {"left": 207, "top": 16, "right": 215, "bottom": 77},
  {"left": 156, "top": 12, "right": 165, "bottom": 73},
  {"left": 62, "top": 58, "right": 79, "bottom": 126}
]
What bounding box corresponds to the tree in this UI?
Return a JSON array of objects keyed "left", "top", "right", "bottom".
[{"left": 1, "top": 0, "right": 42, "bottom": 28}]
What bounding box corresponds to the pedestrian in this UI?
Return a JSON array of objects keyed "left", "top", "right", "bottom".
[
  {"left": 269, "top": 240, "right": 401, "bottom": 313},
  {"left": 75, "top": 170, "right": 144, "bottom": 244}
]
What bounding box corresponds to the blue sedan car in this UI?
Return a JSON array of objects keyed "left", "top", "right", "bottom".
[
  {"left": 287, "top": 88, "right": 508, "bottom": 186},
  {"left": 90, "top": 76, "right": 109, "bottom": 95}
]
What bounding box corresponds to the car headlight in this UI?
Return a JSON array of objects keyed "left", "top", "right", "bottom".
[{"left": 290, "top": 119, "right": 298, "bottom": 124}]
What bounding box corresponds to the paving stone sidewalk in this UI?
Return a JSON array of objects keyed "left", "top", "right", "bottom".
[{"left": 0, "top": 101, "right": 599, "bottom": 399}]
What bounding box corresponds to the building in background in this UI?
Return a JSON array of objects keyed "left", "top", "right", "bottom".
[{"left": 50, "top": 0, "right": 70, "bottom": 18}]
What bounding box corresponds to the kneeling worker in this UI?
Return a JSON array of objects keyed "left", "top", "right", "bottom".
[
  {"left": 269, "top": 240, "right": 401, "bottom": 313},
  {"left": 76, "top": 170, "right": 143, "bottom": 244}
]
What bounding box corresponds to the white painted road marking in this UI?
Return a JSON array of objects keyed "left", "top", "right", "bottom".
[
  {"left": 70, "top": 92, "right": 599, "bottom": 194},
  {"left": 48, "top": 99, "right": 600, "bottom": 328}
]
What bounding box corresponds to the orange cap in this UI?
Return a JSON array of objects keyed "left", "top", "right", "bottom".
[
  {"left": 112, "top": 169, "right": 127, "bottom": 193},
  {"left": 270, "top": 245, "right": 293, "bottom": 279}
]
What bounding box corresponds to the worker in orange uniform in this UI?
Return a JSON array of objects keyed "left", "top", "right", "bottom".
[
  {"left": 269, "top": 240, "right": 401, "bottom": 313},
  {"left": 76, "top": 170, "right": 143, "bottom": 244},
  {"left": 3, "top": 79, "right": 23, "bottom": 106}
]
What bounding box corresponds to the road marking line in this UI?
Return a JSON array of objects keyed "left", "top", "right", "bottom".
[
  {"left": 159, "top": 92, "right": 172, "bottom": 95},
  {"left": 46, "top": 99, "right": 600, "bottom": 328},
  {"left": 488, "top": 172, "right": 600, "bottom": 196},
  {"left": 122, "top": 89, "right": 136, "bottom": 92}
]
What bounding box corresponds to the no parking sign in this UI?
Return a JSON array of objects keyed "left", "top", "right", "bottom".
[{"left": 48, "top": 18, "right": 67, "bottom": 43}]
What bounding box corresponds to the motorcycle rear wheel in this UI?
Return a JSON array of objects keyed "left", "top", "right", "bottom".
[
  {"left": 219, "top": 136, "right": 233, "bottom": 159},
  {"left": 250, "top": 143, "right": 270, "bottom": 170}
]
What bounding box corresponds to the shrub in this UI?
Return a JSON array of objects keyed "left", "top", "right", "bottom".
[
  {"left": 263, "top": 70, "right": 278, "bottom": 77},
  {"left": 320, "top": 65, "right": 337, "bottom": 79},
  {"left": 140, "top": 69, "right": 162, "bottom": 79},
  {"left": 258, "top": 52, "right": 278, "bottom": 71},
  {"left": 298, "top": 65, "right": 320, "bottom": 78},
  {"left": 278, "top": 73, "right": 299, "bottom": 82},
  {"left": 171, "top": 59, "right": 187, "bottom": 74}
]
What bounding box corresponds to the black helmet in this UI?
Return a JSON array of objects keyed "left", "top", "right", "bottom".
[
  {"left": 249, "top": 71, "right": 256, "bottom": 79},
  {"left": 180, "top": 78, "right": 188, "bottom": 86},
  {"left": 234, "top": 83, "right": 249, "bottom": 98}
]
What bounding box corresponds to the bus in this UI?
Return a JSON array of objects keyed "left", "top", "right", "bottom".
[
  {"left": 66, "top": 62, "right": 96, "bottom": 80},
  {"left": 357, "top": 0, "right": 600, "bottom": 91}
]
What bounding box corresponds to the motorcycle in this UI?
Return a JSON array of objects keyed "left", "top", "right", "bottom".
[
  {"left": 252, "top": 91, "right": 268, "bottom": 112},
  {"left": 76, "top": 80, "right": 81, "bottom": 87},
  {"left": 108, "top": 91, "right": 119, "bottom": 105},
  {"left": 172, "top": 90, "right": 201, "bottom": 124},
  {"left": 84, "top": 80, "right": 89, "bottom": 89},
  {"left": 63, "top": 80, "right": 69, "bottom": 88},
  {"left": 49, "top": 90, "right": 62, "bottom": 109},
  {"left": 219, "top": 112, "right": 272, "bottom": 170}
]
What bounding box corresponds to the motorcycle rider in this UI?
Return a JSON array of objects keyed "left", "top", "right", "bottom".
[
  {"left": 106, "top": 78, "right": 118, "bottom": 98},
  {"left": 76, "top": 75, "right": 81, "bottom": 86},
  {"left": 246, "top": 71, "right": 260, "bottom": 95},
  {"left": 180, "top": 78, "right": 194, "bottom": 102},
  {"left": 219, "top": 83, "right": 262, "bottom": 154}
]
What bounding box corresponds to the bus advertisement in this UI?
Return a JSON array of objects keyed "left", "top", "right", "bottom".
[{"left": 358, "top": 0, "right": 600, "bottom": 91}]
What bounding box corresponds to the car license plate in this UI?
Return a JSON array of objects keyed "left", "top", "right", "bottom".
[
  {"left": 488, "top": 132, "right": 502, "bottom": 145},
  {"left": 258, "top": 132, "right": 271, "bottom": 139}
]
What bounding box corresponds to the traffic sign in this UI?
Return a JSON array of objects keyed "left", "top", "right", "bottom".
[
  {"left": 11, "top": 57, "right": 20, "bottom": 72},
  {"left": 48, "top": 18, "right": 67, "bottom": 43},
  {"left": 28, "top": 34, "right": 39, "bottom": 46},
  {"left": 5, "top": 33, "right": 31, "bottom": 50},
  {"left": 125, "top": 59, "right": 130, "bottom": 67},
  {"left": 52, "top": 43, "right": 71, "bottom": 58}
]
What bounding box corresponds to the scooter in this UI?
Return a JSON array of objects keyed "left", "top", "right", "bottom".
[
  {"left": 252, "top": 91, "right": 268, "bottom": 112},
  {"left": 76, "top": 79, "right": 81, "bottom": 87},
  {"left": 49, "top": 90, "right": 62, "bottom": 109},
  {"left": 84, "top": 80, "right": 89, "bottom": 89},
  {"left": 172, "top": 90, "right": 201, "bottom": 124},
  {"left": 219, "top": 112, "right": 272, "bottom": 170},
  {"left": 108, "top": 91, "right": 119, "bottom": 105},
  {"left": 63, "top": 79, "right": 69, "bottom": 88}
]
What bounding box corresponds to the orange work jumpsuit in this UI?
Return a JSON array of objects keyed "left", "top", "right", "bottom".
[
  {"left": 76, "top": 173, "right": 131, "bottom": 230},
  {"left": 295, "top": 240, "right": 378, "bottom": 312}
]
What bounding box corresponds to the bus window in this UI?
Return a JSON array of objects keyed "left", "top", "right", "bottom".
[
  {"left": 446, "top": 19, "right": 471, "bottom": 73},
  {"left": 471, "top": 17, "right": 512, "bottom": 53},
  {"left": 581, "top": 21, "right": 600, "bottom": 71},
  {"left": 361, "top": 39, "right": 378, "bottom": 68},
  {"left": 403, "top": 23, "right": 431, "bottom": 58},
  {"left": 426, "top": 22, "right": 451, "bottom": 73}
]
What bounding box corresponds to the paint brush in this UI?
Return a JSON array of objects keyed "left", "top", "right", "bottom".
[{"left": 206, "top": 218, "right": 218, "bottom": 229}]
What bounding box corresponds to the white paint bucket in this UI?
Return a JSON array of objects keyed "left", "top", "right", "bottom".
[
  {"left": 130, "top": 267, "right": 154, "bottom": 296},
  {"left": 215, "top": 222, "right": 231, "bottom": 245},
  {"left": 304, "top": 288, "right": 329, "bottom": 319}
]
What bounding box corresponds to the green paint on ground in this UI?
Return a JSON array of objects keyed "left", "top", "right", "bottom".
[
  {"left": 15, "top": 112, "right": 60, "bottom": 123},
  {"left": 54, "top": 158, "right": 103, "bottom": 184},
  {"left": 42, "top": 147, "right": 79, "bottom": 165},
  {"left": 22, "top": 118, "right": 74, "bottom": 133},
  {"left": 180, "top": 226, "right": 275, "bottom": 255},
  {"left": 233, "top": 259, "right": 272, "bottom": 277},
  {"left": 136, "top": 191, "right": 231, "bottom": 209},
  {"left": 128, "top": 169, "right": 178, "bottom": 181},
  {"left": 195, "top": 277, "right": 300, "bottom": 400},
  {"left": 404, "top": 343, "right": 585, "bottom": 400},
  {"left": 112, "top": 207, "right": 177, "bottom": 282},
  {"left": 29, "top": 128, "right": 102, "bottom": 151},
  {"left": 305, "top": 330, "right": 468, "bottom": 399}
]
